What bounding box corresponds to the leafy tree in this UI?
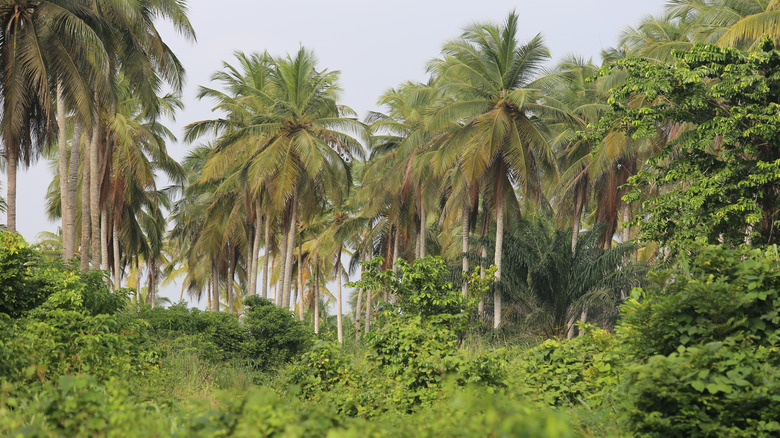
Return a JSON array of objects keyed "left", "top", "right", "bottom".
[{"left": 594, "top": 40, "right": 780, "bottom": 251}]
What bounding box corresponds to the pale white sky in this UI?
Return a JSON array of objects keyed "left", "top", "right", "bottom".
[{"left": 4, "top": 0, "right": 665, "bottom": 303}]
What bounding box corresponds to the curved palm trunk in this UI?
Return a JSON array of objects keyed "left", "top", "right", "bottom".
[
  {"left": 57, "top": 83, "right": 72, "bottom": 259},
  {"left": 262, "top": 217, "right": 270, "bottom": 299},
  {"left": 6, "top": 148, "right": 17, "bottom": 233},
  {"left": 493, "top": 182, "right": 505, "bottom": 329}
]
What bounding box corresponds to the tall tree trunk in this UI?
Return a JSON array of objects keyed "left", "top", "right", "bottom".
[
  {"left": 478, "top": 245, "right": 487, "bottom": 315},
  {"left": 212, "top": 263, "right": 220, "bottom": 312},
  {"left": 493, "top": 182, "right": 505, "bottom": 329},
  {"left": 462, "top": 199, "right": 470, "bottom": 297},
  {"left": 100, "top": 209, "right": 109, "bottom": 271},
  {"left": 90, "top": 122, "right": 101, "bottom": 268},
  {"left": 148, "top": 258, "right": 157, "bottom": 309},
  {"left": 336, "top": 249, "right": 343, "bottom": 344},
  {"left": 578, "top": 309, "right": 588, "bottom": 337},
  {"left": 80, "top": 130, "right": 91, "bottom": 271},
  {"left": 262, "top": 216, "right": 270, "bottom": 299},
  {"left": 277, "top": 227, "right": 288, "bottom": 306},
  {"left": 291, "top": 283, "right": 298, "bottom": 313},
  {"left": 6, "top": 148, "right": 17, "bottom": 233},
  {"left": 67, "top": 121, "right": 82, "bottom": 261},
  {"left": 227, "top": 247, "right": 236, "bottom": 314},
  {"left": 112, "top": 217, "right": 120, "bottom": 290},
  {"left": 249, "top": 205, "right": 262, "bottom": 296},
  {"left": 281, "top": 193, "right": 297, "bottom": 309},
  {"left": 298, "top": 240, "right": 304, "bottom": 320},
  {"left": 417, "top": 192, "right": 426, "bottom": 259},
  {"left": 57, "top": 82, "right": 72, "bottom": 259},
  {"left": 572, "top": 195, "right": 584, "bottom": 253},
  {"left": 390, "top": 226, "right": 400, "bottom": 303},
  {"left": 314, "top": 257, "right": 320, "bottom": 334},
  {"left": 207, "top": 273, "right": 212, "bottom": 311},
  {"left": 355, "top": 287, "right": 363, "bottom": 341}
]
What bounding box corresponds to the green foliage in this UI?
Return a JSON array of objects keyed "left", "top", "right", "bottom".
[
  {"left": 620, "top": 244, "right": 780, "bottom": 360},
  {"left": 512, "top": 325, "right": 622, "bottom": 408},
  {"left": 242, "top": 295, "right": 313, "bottom": 369},
  {"left": 593, "top": 41, "right": 780, "bottom": 250},
  {"left": 624, "top": 340, "right": 780, "bottom": 437},
  {"left": 288, "top": 341, "right": 354, "bottom": 398},
  {"left": 0, "top": 231, "right": 48, "bottom": 317}
]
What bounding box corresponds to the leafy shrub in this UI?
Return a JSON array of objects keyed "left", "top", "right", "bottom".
[
  {"left": 242, "top": 295, "right": 313, "bottom": 370},
  {"left": 0, "top": 231, "right": 47, "bottom": 317},
  {"left": 288, "top": 341, "right": 354, "bottom": 398},
  {"left": 512, "top": 325, "right": 621, "bottom": 407},
  {"left": 620, "top": 244, "right": 780, "bottom": 360}
]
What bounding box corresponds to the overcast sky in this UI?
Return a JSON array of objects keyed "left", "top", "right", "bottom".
[{"left": 3, "top": 0, "right": 665, "bottom": 302}]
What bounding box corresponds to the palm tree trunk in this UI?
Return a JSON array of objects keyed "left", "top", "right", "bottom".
[
  {"left": 227, "top": 247, "right": 236, "bottom": 314},
  {"left": 462, "top": 200, "right": 470, "bottom": 297},
  {"left": 364, "top": 288, "right": 372, "bottom": 335},
  {"left": 281, "top": 193, "right": 298, "bottom": 309},
  {"left": 355, "top": 287, "right": 363, "bottom": 341},
  {"left": 291, "top": 283, "right": 298, "bottom": 313},
  {"left": 493, "top": 184, "right": 505, "bottom": 329},
  {"left": 314, "top": 257, "right": 320, "bottom": 334},
  {"left": 417, "top": 193, "right": 426, "bottom": 259},
  {"left": 67, "top": 121, "right": 82, "bottom": 261},
  {"left": 249, "top": 205, "right": 263, "bottom": 296},
  {"left": 336, "top": 249, "right": 343, "bottom": 344},
  {"left": 100, "top": 209, "right": 109, "bottom": 271},
  {"left": 262, "top": 216, "right": 270, "bottom": 299},
  {"left": 478, "top": 245, "right": 486, "bottom": 316},
  {"left": 298, "top": 240, "right": 304, "bottom": 320},
  {"left": 80, "top": 130, "right": 91, "bottom": 271},
  {"left": 572, "top": 196, "right": 584, "bottom": 253},
  {"left": 277, "top": 220, "right": 288, "bottom": 306},
  {"left": 578, "top": 309, "right": 588, "bottom": 337},
  {"left": 90, "top": 122, "right": 101, "bottom": 268},
  {"left": 57, "top": 82, "right": 72, "bottom": 259},
  {"left": 212, "top": 263, "right": 220, "bottom": 311},
  {"left": 6, "top": 148, "right": 17, "bottom": 233},
  {"left": 112, "top": 218, "right": 121, "bottom": 290}
]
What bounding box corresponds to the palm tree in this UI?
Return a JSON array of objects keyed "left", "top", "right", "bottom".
[
  {"left": 429, "top": 12, "right": 559, "bottom": 328},
  {"left": 668, "top": 0, "right": 780, "bottom": 48}
]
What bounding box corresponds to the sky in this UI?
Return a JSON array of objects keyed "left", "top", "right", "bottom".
[{"left": 3, "top": 0, "right": 666, "bottom": 304}]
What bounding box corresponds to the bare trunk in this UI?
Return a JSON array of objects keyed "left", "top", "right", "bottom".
[
  {"left": 298, "top": 240, "right": 304, "bottom": 320},
  {"left": 390, "top": 226, "right": 399, "bottom": 303},
  {"left": 493, "top": 186, "right": 504, "bottom": 329},
  {"left": 336, "top": 251, "right": 343, "bottom": 343},
  {"left": 212, "top": 264, "right": 220, "bottom": 312},
  {"left": 6, "top": 148, "right": 17, "bottom": 233},
  {"left": 281, "top": 193, "right": 297, "bottom": 309},
  {"left": 207, "top": 275, "right": 212, "bottom": 311},
  {"left": 277, "top": 229, "right": 287, "bottom": 306},
  {"left": 578, "top": 309, "right": 588, "bottom": 337},
  {"left": 478, "top": 245, "right": 486, "bottom": 315},
  {"left": 572, "top": 196, "right": 583, "bottom": 253},
  {"left": 80, "top": 130, "right": 91, "bottom": 271},
  {"left": 355, "top": 287, "right": 363, "bottom": 341},
  {"left": 462, "top": 200, "right": 470, "bottom": 297},
  {"left": 148, "top": 259, "right": 157, "bottom": 309},
  {"left": 262, "top": 216, "right": 270, "bottom": 299},
  {"left": 100, "top": 209, "right": 109, "bottom": 271},
  {"left": 67, "top": 121, "right": 82, "bottom": 261},
  {"left": 291, "top": 283, "right": 298, "bottom": 314},
  {"left": 112, "top": 218, "right": 120, "bottom": 290},
  {"left": 314, "top": 257, "right": 320, "bottom": 334},
  {"left": 57, "top": 82, "right": 72, "bottom": 259},
  {"left": 364, "top": 287, "right": 371, "bottom": 335},
  {"left": 566, "top": 314, "right": 577, "bottom": 339},
  {"left": 90, "top": 122, "right": 100, "bottom": 268},
  {"left": 227, "top": 247, "right": 236, "bottom": 314},
  {"left": 249, "top": 205, "right": 263, "bottom": 296}
]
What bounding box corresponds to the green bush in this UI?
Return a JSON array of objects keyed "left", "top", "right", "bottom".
[
  {"left": 242, "top": 295, "right": 313, "bottom": 370},
  {"left": 0, "top": 231, "right": 48, "bottom": 317}
]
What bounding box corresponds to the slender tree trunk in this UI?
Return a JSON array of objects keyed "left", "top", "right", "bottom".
[
  {"left": 364, "top": 287, "right": 371, "bottom": 335},
  {"left": 228, "top": 247, "right": 236, "bottom": 314},
  {"left": 57, "top": 82, "right": 72, "bottom": 259},
  {"left": 207, "top": 274, "right": 212, "bottom": 311},
  {"left": 355, "top": 287, "right": 363, "bottom": 341},
  {"left": 390, "top": 226, "right": 400, "bottom": 303},
  {"left": 277, "top": 226, "right": 288, "bottom": 306},
  {"left": 291, "top": 283, "right": 298, "bottom": 314},
  {"left": 100, "top": 210, "right": 109, "bottom": 271},
  {"left": 336, "top": 249, "right": 343, "bottom": 344},
  {"left": 314, "top": 257, "right": 320, "bottom": 334},
  {"left": 6, "top": 148, "right": 17, "bottom": 233},
  {"left": 90, "top": 122, "right": 101, "bottom": 268},
  {"left": 572, "top": 196, "right": 584, "bottom": 253},
  {"left": 262, "top": 216, "right": 270, "bottom": 299},
  {"left": 578, "top": 309, "right": 588, "bottom": 337},
  {"left": 67, "top": 121, "right": 81, "bottom": 261},
  {"left": 478, "top": 245, "right": 487, "bottom": 316},
  {"left": 493, "top": 184, "right": 504, "bottom": 329},
  {"left": 148, "top": 259, "right": 157, "bottom": 309},
  {"left": 298, "top": 240, "right": 304, "bottom": 320},
  {"left": 80, "top": 130, "right": 91, "bottom": 271},
  {"left": 250, "top": 205, "right": 263, "bottom": 296},
  {"left": 112, "top": 218, "right": 120, "bottom": 290},
  {"left": 417, "top": 194, "right": 426, "bottom": 259},
  {"left": 462, "top": 200, "right": 470, "bottom": 297},
  {"left": 212, "top": 263, "right": 220, "bottom": 312},
  {"left": 281, "top": 193, "right": 297, "bottom": 309}
]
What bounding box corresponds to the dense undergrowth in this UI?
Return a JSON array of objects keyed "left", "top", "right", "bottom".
[{"left": 1, "top": 232, "right": 780, "bottom": 437}]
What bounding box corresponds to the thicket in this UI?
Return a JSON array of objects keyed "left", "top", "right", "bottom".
[{"left": 2, "top": 231, "right": 780, "bottom": 436}]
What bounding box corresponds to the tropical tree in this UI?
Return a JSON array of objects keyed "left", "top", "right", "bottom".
[{"left": 428, "top": 12, "right": 559, "bottom": 328}]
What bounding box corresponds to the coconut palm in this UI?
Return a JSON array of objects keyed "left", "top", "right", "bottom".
[{"left": 428, "top": 12, "right": 559, "bottom": 328}]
